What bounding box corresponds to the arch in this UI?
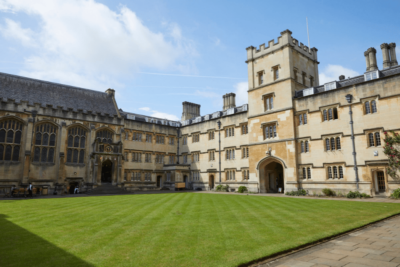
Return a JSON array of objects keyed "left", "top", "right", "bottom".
[
  {"left": 66, "top": 123, "right": 90, "bottom": 132},
  {"left": 0, "top": 115, "right": 27, "bottom": 126},
  {"left": 34, "top": 120, "right": 60, "bottom": 129},
  {"left": 95, "top": 126, "right": 116, "bottom": 134},
  {"left": 256, "top": 155, "right": 288, "bottom": 170},
  {"left": 258, "top": 159, "right": 285, "bottom": 193}
]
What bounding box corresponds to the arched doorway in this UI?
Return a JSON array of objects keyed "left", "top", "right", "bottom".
[
  {"left": 157, "top": 176, "right": 162, "bottom": 187},
  {"left": 258, "top": 157, "right": 285, "bottom": 193},
  {"left": 101, "top": 160, "right": 113, "bottom": 183},
  {"left": 209, "top": 175, "right": 214, "bottom": 190}
]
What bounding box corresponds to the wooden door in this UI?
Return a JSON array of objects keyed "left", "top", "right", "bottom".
[{"left": 377, "top": 171, "right": 385, "bottom": 191}]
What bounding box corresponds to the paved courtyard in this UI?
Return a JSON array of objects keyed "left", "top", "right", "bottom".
[{"left": 256, "top": 215, "right": 400, "bottom": 267}]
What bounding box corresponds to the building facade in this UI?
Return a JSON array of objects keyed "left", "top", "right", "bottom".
[{"left": 0, "top": 30, "right": 399, "bottom": 196}]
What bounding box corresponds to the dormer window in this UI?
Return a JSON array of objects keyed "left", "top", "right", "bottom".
[
  {"left": 324, "top": 82, "right": 337, "bottom": 91},
  {"left": 364, "top": 70, "right": 379, "bottom": 81}
]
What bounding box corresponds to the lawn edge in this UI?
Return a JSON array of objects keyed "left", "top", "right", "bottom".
[{"left": 240, "top": 212, "right": 400, "bottom": 267}]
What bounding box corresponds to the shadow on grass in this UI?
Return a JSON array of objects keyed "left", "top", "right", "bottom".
[{"left": 0, "top": 214, "right": 93, "bottom": 267}]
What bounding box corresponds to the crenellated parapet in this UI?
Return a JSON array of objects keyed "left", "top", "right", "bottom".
[{"left": 246, "top": 29, "right": 318, "bottom": 63}]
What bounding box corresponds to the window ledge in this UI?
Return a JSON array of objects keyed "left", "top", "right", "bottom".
[
  {"left": 65, "top": 163, "right": 85, "bottom": 167},
  {"left": 0, "top": 161, "right": 20, "bottom": 165},
  {"left": 32, "top": 162, "right": 55, "bottom": 166}
]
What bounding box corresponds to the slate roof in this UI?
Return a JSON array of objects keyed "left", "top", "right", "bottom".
[
  {"left": 294, "top": 65, "right": 400, "bottom": 98},
  {"left": 0, "top": 72, "right": 118, "bottom": 116}
]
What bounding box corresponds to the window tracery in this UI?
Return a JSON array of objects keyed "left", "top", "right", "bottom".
[{"left": 0, "top": 119, "right": 23, "bottom": 161}]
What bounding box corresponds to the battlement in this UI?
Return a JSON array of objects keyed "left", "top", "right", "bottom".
[{"left": 246, "top": 30, "right": 318, "bottom": 62}]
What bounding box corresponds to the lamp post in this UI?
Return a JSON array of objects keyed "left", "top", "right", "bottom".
[
  {"left": 217, "top": 120, "right": 221, "bottom": 183},
  {"left": 345, "top": 94, "right": 359, "bottom": 190}
]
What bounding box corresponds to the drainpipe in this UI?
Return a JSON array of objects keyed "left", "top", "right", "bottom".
[
  {"left": 217, "top": 120, "right": 222, "bottom": 183},
  {"left": 345, "top": 94, "right": 359, "bottom": 190}
]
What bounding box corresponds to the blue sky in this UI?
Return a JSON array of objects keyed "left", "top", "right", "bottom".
[{"left": 0, "top": 0, "right": 399, "bottom": 120}]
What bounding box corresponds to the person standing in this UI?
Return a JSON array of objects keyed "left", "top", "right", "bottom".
[
  {"left": 74, "top": 185, "right": 79, "bottom": 194},
  {"left": 27, "top": 183, "right": 33, "bottom": 197}
]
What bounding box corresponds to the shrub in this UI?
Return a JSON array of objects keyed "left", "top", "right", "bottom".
[
  {"left": 360, "top": 193, "right": 371, "bottom": 198},
  {"left": 322, "top": 188, "right": 336, "bottom": 196},
  {"left": 285, "top": 189, "right": 307, "bottom": 196},
  {"left": 238, "top": 186, "right": 247, "bottom": 193},
  {"left": 347, "top": 191, "right": 362, "bottom": 198},
  {"left": 391, "top": 188, "right": 400, "bottom": 199},
  {"left": 223, "top": 185, "right": 230, "bottom": 192},
  {"left": 215, "top": 185, "right": 224, "bottom": 192}
]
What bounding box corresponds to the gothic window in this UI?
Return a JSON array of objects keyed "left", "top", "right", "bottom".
[
  {"left": 241, "top": 124, "right": 248, "bottom": 134},
  {"left": 326, "top": 165, "right": 344, "bottom": 179},
  {"left": 331, "top": 138, "right": 335, "bottom": 151},
  {"left": 145, "top": 153, "right": 152, "bottom": 163},
  {"left": 225, "top": 127, "right": 235, "bottom": 137},
  {"left": 375, "top": 132, "right": 381, "bottom": 146},
  {"left": 265, "top": 96, "right": 273, "bottom": 111},
  {"left": 302, "top": 168, "right": 306, "bottom": 179},
  {"left": 33, "top": 123, "right": 57, "bottom": 163},
  {"left": 208, "top": 131, "right": 215, "bottom": 140},
  {"left": 369, "top": 133, "right": 375, "bottom": 147},
  {"left": 327, "top": 167, "right": 332, "bottom": 179},
  {"left": 336, "top": 137, "right": 341, "bottom": 150},
  {"left": 365, "top": 101, "right": 371, "bottom": 114},
  {"left": 209, "top": 151, "right": 215, "bottom": 161},
  {"left": 133, "top": 132, "right": 142, "bottom": 142},
  {"left": 191, "top": 134, "right": 199, "bottom": 143},
  {"left": 305, "top": 141, "right": 309, "bottom": 152},
  {"left": 339, "top": 166, "right": 344, "bottom": 179},
  {"left": 328, "top": 109, "right": 333, "bottom": 120},
  {"left": 67, "top": 126, "right": 87, "bottom": 164},
  {"left": 323, "top": 110, "right": 327, "bottom": 121},
  {"left": 242, "top": 170, "right": 249, "bottom": 181},
  {"left": 371, "top": 100, "right": 377, "bottom": 113},
  {"left": 146, "top": 134, "right": 152, "bottom": 143},
  {"left": 183, "top": 136, "right": 187, "bottom": 145},
  {"left": 307, "top": 167, "right": 311, "bottom": 179},
  {"left": 0, "top": 119, "right": 23, "bottom": 162},
  {"left": 264, "top": 124, "right": 277, "bottom": 139},
  {"left": 369, "top": 132, "right": 381, "bottom": 147},
  {"left": 333, "top": 166, "right": 338, "bottom": 179},
  {"left": 301, "top": 141, "right": 304, "bottom": 153},
  {"left": 96, "top": 129, "right": 113, "bottom": 144},
  {"left": 225, "top": 149, "right": 235, "bottom": 160},
  {"left": 325, "top": 138, "right": 330, "bottom": 151}
]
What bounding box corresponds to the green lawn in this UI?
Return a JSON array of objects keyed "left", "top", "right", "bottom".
[{"left": 1, "top": 194, "right": 400, "bottom": 267}]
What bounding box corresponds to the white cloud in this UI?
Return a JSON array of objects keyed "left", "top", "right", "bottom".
[
  {"left": 319, "top": 65, "right": 359, "bottom": 85},
  {"left": 137, "top": 107, "right": 179, "bottom": 121},
  {"left": 150, "top": 111, "right": 179, "bottom": 121},
  {"left": 0, "top": 0, "right": 196, "bottom": 90},
  {"left": 0, "top": 18, "right": 34, "bottom": 46},
  {"left": 234, "top": 82, "right": 248, "bottom": 106}
]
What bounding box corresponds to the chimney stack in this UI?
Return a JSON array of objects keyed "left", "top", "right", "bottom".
[
  {"left": 364, "top": 51, "right": 371, "bottom": 71},
  {"left": 389, "top": 43, "right": 398, "bottom": 67},
  {"left": 181, "top": 102, "right": 200, "bottom": 121},
  {"left": 381, "top": 43, "right": 391, "bottom": 69},
  {"left": 339, "top": 75, "right": 345, "bottom": 81},
  {"left": 223, "top": 93, "right": 236, "bottom": 110},
  {"left": 368, "top": 48, "right": 378, "bottom": 71}
]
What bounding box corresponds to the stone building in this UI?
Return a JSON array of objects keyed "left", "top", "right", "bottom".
[{"left": 0, "top": 30, "right": 399, "bottom": 196}]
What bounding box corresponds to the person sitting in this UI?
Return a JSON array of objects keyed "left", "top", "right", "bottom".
[
  {"left": 10, "top": 186, "right": 16, "bottom": 197},
  {"left": 27, "top": 183, "right": 33, "bottom": 197},
  {"left": 74, "top": 186, "right": 79, "bottom": 194}
]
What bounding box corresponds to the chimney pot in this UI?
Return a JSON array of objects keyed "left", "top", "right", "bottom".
[{"left": 339, "top": 75, "right": 345, "bottom": 81}]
